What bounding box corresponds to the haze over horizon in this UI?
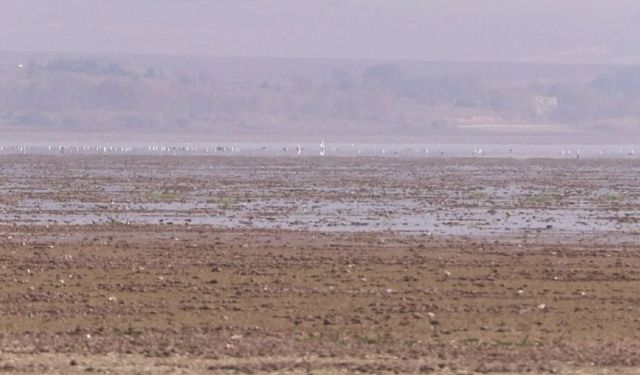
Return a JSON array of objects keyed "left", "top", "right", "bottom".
[
  {"left": 2, "top": 0, "right": 640, "bottom": 64},
  {"left": 2, "top": 1, "right": 640, "bottom": 143}
]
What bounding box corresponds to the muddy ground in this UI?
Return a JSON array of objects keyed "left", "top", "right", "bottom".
[{"left": 0, "top": 156, "right": 639, "bottom": 373}]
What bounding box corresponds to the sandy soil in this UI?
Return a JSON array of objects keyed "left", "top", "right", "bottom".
[{"left": 0, "top": 156, "right": 639, "bottom": 373}]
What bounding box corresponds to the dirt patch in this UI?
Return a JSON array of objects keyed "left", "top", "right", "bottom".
[
  {"left": 0, "top": 156, "right": 638, "bottom": 373},
  {"left": 0, "top": 226, "right": 639, "bottom": 373}
]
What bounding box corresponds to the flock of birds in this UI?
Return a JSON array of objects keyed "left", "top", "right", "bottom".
[{"left": 0, "top": 143, "right": 637, "bottom": 158}]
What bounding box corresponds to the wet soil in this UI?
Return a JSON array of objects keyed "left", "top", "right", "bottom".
[
  {"left": 1, "top": 156, "right": 639, "bottom": 238},
  {"left": 0, "top": 156, "right": 639, "bottom": 373}
]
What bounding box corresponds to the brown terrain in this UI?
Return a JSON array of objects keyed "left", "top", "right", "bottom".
[{"left": 0, "top": 155, "right": 639, "bottom": 374}]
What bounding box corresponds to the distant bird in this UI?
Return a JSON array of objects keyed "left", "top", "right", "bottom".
[
  {"left": 296, "top": 144, "right": 302, "bottom": 155},
  {"left": 320, "top": 140, "right": 326, "bottom": 156}
]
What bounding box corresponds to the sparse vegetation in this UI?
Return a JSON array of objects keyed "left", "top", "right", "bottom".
[
  {"left": 106, "top": 216, "right": 130, "bottom": 226},
  {"left": 600, "top": 193, "right": 624, "bottom": 201},
  {"left": 358, "top": 334, "right": 380, "bottom": 344},
  {"left": 219, "top": 197, "right": 235, "bottom": 210},
  {"left": 468, "top": 189, "right": 489, "bottom": 200},
  {"left": 149, "top": 190, "right": 180, "bottom": 201},
  {"left": 522, "top": 194, "right": 554, "bottom": 205}
]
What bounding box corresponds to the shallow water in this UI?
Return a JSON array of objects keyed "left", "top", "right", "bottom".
[
  {"left": 0, "top": 199, "right": 633, "bottom": 235},
  {"left": 1, "top": 156, "right": 638, "bottom": 238},
  {"left": 1, "top": 142, "right": 640, "bottom": 159}
]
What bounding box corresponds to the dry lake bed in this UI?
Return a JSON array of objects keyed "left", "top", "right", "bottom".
[{"left": 0, "top": 155, "right": 639, "bottom": 373}]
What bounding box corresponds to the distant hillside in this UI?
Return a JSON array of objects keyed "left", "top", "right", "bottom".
[{"left": 1, "top": 53, "right": 639, "bottom": 142}]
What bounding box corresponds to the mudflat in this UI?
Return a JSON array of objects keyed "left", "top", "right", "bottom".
[{"left": 0, "top": 156, "right": 639, "bottom": 374}]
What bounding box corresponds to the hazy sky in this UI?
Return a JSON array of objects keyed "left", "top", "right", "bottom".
[{"left": 2, "top": 0, "right": 640, "bottom": 63}]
